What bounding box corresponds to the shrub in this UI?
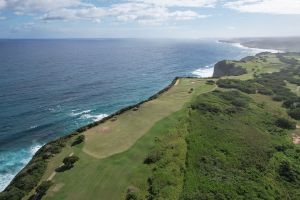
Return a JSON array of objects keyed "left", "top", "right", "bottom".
[
  {"left": 71, "top": 135, "right": 85, "bottom": 146},
  {"left": 63, "top": 156, "right": 79, "bottom": 165},
  {"left": 28, "top": 181, "right": 53, "bottom": 200},
  {"left": 216, "top": 79, "right": 256, "bottom": 94},
  {"left": 191, "top": 102, "right": 221, "bottom": 113},
  {"left": 56, "top": 156, "right": 79, "bottom": 172},
  {"left": 278, "top": 161, "right": 297, "bottom": 182},
  {"left": 125, "top": 186, "right": 140, "bottom": 200},
  {"left": 288, "top": 108, "right": 300, "bottom": 120},
  {"left": 275, "top": 118, "right": 296, "bottom": 130},
  {"left": 144, "top": 150, "right": 163, "bottom": 164},
  {"left": 206, "top": 80, "right": 215, "bottom": 85},
  {"left": 36, "top": 181, "right": 52, "bottom": 195}
]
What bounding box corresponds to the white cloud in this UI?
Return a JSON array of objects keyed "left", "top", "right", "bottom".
[
  {"left": 109, "top": 2, "right": 206, "bottom": 25},
  {"left": 0, "top": 0, "right": 6, "bottom": 10},
  {"left": 1, "top": 0, "right": 211, "bottom": 25},
  {"left": 42, "top": 6, "right": 105, "bottom": 21},
  {"left": 132, "top": 0, "right": 218, "bottom": 7},
  {"left": 6, "top": 0, "right": 85, "bottom": 13},
  {"left": 225, "top": 0, "right": 300, "bottom": 15}
]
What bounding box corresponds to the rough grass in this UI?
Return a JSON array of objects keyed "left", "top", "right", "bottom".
[{"left": 180, "top": 90, "right": 300, "bottom": 200}]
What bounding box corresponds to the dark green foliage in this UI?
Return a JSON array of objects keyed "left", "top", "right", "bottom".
[
  {"left": 125, "top": 186, "right": 140, "bottom": 200},
  {"left": 0, "top": 187, "right": 24, "bottom": 200},
  {"left": 144, "top": 150, "right": 162, "bottom": 164},
  {"left": 71, "top": 135, "right": 85, "bottom": 146},
  {"left": 63, "top": 156, "right": 79, "bottom": 165},
  {"left": 275, "top": 118, "right": 296, "bottom": 130},
  {"left": 56, "top": 156, "right": 79, "bottom": 172},
  {"left": 288, "top": 108, "right": 300, "bottom": 120},
  {"left": 216, "top": 79, "right": 257, "bottom": 94},
  {"left": 278, "top": 161, "right": 298, "bottom": 182},
  {"left": 28, "top": 181, "right": 53, "bottom": 200},
  {"left": 277, "top": 54, "right": 299, "bottom": 65},
  {"left": 213, "top": 60, "right": 247, "bottom": 77},
  {"left": 180, "top": 91, "right": 300, "bottom": 200},
  {"left": 215, "top": 90, "right": 250, "bottom": 108},
  {"left": 206, "top": 80, "right": 215, "bottom": 85},
  {"left": 145, "top": 120, "right": 187, "bottom": 200},
  {"left": 36, "top": 181, "right": 52, "bottom": 195}
]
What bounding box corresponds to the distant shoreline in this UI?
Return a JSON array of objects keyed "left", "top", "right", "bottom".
[{"left": 218, "top": 40, "right": 283, "bottom": 53}]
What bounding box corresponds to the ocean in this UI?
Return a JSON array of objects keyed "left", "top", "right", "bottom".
[{"left": 0, "top": 39, "right": 271, "bottom": 190}]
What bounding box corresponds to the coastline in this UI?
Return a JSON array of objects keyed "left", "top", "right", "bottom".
[
  {"left": 218, "top": 40, "right": 284, "bottom": 54},
  {"left": 2, "top": 76, "right": 203, "bottom": 192},
  {"left": 1, "top": 41, "right": 282, "bottom": 192},
  {"left": 191, "top": 40, "right": 282, "bottom": 79}
]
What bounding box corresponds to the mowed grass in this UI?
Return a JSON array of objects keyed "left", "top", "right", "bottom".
[
  {"left": 41, "top": 78, "right": 216, "bottom": 200},
  {"left": 83, "top": 78, "right": 215, "bottom": 159}
]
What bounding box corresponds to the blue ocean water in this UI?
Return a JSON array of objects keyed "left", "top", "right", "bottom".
[{"left": 0, "top": 39, "right": 264, "bottom": 190}]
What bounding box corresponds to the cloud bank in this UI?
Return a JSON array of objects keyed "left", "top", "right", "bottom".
[
  {"left": 225, "top": 0, "right": 300, "bottom": 15},
  {"left": 1, "top": 0, "right": 300, "bottom": 26}
]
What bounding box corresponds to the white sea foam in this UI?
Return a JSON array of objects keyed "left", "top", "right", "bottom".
[
  {"left": 70, "top": 109, "right": 91, "bottom": 116},
  {"left": 0, "top": 143, "right": 42, "bottom": 192},
  {"left": 192, "top": 65, "right": 215, "bottom": 78},
  {"left": 80, "top": 113, "right": 109, "bottom": 122},
  {"left": 229, "top": 42, "right": 283, "bottom": 54},
  {"left": 30, "top": 125, "right": 38, "bottom": 129},
  {"left": 0, "top": 174, "right": 15, "bottom": 192}
]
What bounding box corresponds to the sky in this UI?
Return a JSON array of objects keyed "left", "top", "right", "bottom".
[{"left": 0, "top": 0, "right": 300, "bottom": 38}]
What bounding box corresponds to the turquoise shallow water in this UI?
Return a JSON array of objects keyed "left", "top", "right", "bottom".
[{"left": 0, "top": 39, "right": 262, "bottom": 190}]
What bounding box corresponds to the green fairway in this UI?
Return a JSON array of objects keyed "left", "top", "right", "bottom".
[
  {"left": 83, "top": 78, "right": 215, "bottom": 159},
  {"left": 38, "top": 78, "right": 216, "bottom": 200}
]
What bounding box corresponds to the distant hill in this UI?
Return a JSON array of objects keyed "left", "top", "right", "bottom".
[{"left": 220, "top": 37, "right": 300, "bottom": 52}]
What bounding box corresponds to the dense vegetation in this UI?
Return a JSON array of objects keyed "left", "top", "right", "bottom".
[
  {"left": 181, "top": 90, "right": 300, "bottom": 199},
  {"left": 217, "top": 53, "right": 300, "bottom": 121},
  {"left": 213, "top": 60, "right": 247, "bottom": 77}
]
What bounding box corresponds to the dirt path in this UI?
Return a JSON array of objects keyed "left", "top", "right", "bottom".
[
  {"left": 47, "top": 152, "right": 74, "bottom": 181},
  {"left": 292, "top": 134, "right": 300, "bottom": 144}
]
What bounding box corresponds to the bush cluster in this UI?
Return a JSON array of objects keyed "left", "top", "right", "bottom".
[
  {"left": 56, "top": 155, "right": 79, "bottom": 172},
  {"left": 71, "top": 135, "right": 85, "bottom": 146},
  {"left": 28, "top": 181, "right": 53, "bottom": 200},
  {"left": 275, "top": 118, "right": 296, "bottom": 130}
]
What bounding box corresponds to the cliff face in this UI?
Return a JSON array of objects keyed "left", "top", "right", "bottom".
[{"left": 213, "top": 60, "right": 247, "bottom": 77}]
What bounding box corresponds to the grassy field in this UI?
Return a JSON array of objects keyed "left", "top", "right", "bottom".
[
  {"left": 83, "top": 78, "right": 215, "bottom": 159},
  {"left": 4, "top": 52, "right": 300, "bottom": 200},
  {"left": 35, "top": 78, "right": 216, "bottom": 200}
]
